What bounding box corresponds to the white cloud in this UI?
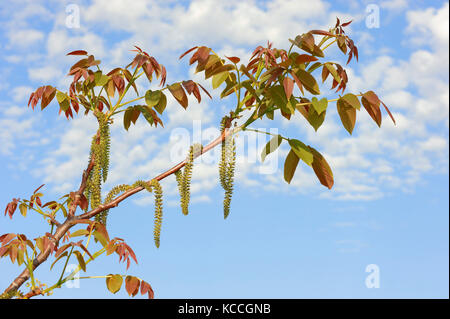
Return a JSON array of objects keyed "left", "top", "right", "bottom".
[
  {"left": 5, "top": 0, "right": 447, "bottom": 205},
  {"left": 7, "top": 29, "right": 45, "bottom": 49},
  {"left": 28, "top": 65, "right": 63, "bottom": 82}
]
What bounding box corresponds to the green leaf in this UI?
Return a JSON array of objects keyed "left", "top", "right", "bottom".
[
  {"left": 123, "top": 107, "right": 132, "bottom": 130},
  {"left": 261, "top": 135, "right": 283, "bottom": 162},
  {"left": 323, "top": 63, "right": 341, "bottom": 83},
  {"left": 154, "top": 92, "right": 167, "bottom": 114},
  {"left": 56, "top": 91, "right": 70, "bottom": 112},
  {"left": 73, "top": 250, "right": 86, "bottom": 272},
  {"left": 106, "top": 274, "right": 123, "bottom": 294},
  {"left": 295, "top": 69, "right": 320, "bottom": 95},
  {"left": 311, "top": 97, "right": 328, "bottom": 114},
  {"left": 19, "top": 203, "right": 27, "bottom": 217},
  {"left": 56, "top": 91, "right": 67, "bottom": 103},
  {"left": 138, "top": 105, "right": 154, "bottom": 126},
  {"left": 94, "top": 72, "right": 109, "bottom": 87},
  {"left": 70, "top": 229, "right": 90, "bottom": 238},
  {"left": 212, "top": 71, "right": 229, "bottom": 89},
  {"left": 337, "top": 97, "right": 357, "bottom": 134},
  {"left": 307, "top": 62, "right": 322, "bottom": 73},
  {"left": 93, "top": 230, "right": 108, "bottom": 247},
  {"left": 341, "top": 93, "right": 361, "bottom": 110},
  {"left": 288, "top": 139, "right": 313, "bottom": 166},
  {"left": 284, "top": 149, "right": 300, "bottom": 184},
  {"left": 145, "top": 90, "right": 161, "bottom": 108},
  {"left": 269, "top": 85, "right": 294, "bottom": 114}
]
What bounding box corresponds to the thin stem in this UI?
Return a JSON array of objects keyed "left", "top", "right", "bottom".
[
  {"left": 57, "top": 246, "right": 74, "bottom": 286},
  {"left": 321, "top": 39, "right": 337, "bottom": 52},
  {"left": 243, "top": 127, "right": 288, "bottom": 140}
]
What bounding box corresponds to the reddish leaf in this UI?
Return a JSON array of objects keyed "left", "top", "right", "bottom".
[
  {"left": 381, "top": 100, "right": 396, "bottom": 125},
  {"left": 79, "top": 194, "right": 88, "bottom": 211},
  {"left": 41, "top": 86, "right": 56, "bottom": 110},
  {"left": 341, "top": 20, "right": 353, "bottom": 27},
  {"left": 1, "top": 233, "right": 16, "bottom": 246},
  {"left": 168, "top": 83, "right": 188, "bottom": 109},
  {"left": 34, "top": 184, "right": 45, "bottom": 194},
  {"left": 179, "top": 46, "right": 198, "bottom": 60},
  {"left": 125, "top": 276, "right": 140, "bottom": 297},
  {"left": 67, "top": 50, "right": 88, "bottom": 56},
  {"left": 309, "top": 30, "right": 334, "bottom": 36},
  {"left": 308, "top": 147, "right": 334, "bottom": 189},
  {"left": 290, "top": 71, "right": 304, "bottom": 95},
  {"left": 361, "top": 91, "right": 382, "bottom": 127},
  {"left": 140, "top": 280, "right": 154, "bottom": 299},
  {"left": 283, "top": 77, "right": 294, "bottom": 100},
  {"left": 225, "top": 56, "right": 240, "bottom": 64},
  {"left": 159, "top": 65, "right": 167, "bottom": 87},
  {"left": 296, "top": 54, "right": 319, "bottom": 64},
  {"left": 189, "top": 46, "right": 210, "bottom": 66}
]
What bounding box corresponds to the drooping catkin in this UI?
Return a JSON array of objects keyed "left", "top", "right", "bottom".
[
  {"left": 90, "top": 134, "right": 102, "bottom": 210},
  {"left": 132, "top": 180, "right": 163, "bottom": 248},
  {"left": 175, "top": 144, "right": 202, "bottom": 216},
  {"left": 98, "top": 113, "right": 111, "bottom": 183},
  {"left": 218, "top": 120, "right": 236, "bottom": 219},
  {"left": 98, "top": 180, "right": 164, "bottom": 248},
  {"left": 96, "top": 184, "right": 131, "bottom": 225}
]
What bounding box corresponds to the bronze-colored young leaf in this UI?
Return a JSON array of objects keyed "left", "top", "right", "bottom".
[
  {"left": 168, "top": 83, "right": 188, "bottom": 109},
  {"left": 106, "top": 274, "right": 123, "bottom": 294},
  {"left": 283, "top": 77, "right": 294, "bottom": 100},
  {"left": 323, "top": 63, "right": 341, "bottom": 83},
  {"left": 125, "top": 276, "right": 140, "bottom": 297},
  {"left": 295, "top": 69, "right": 320, "bottom": 95},
  {"left": 284, "top": 149, "right": 300, "bottom": 184},
  {"left": 296, "top": 54, "right": 318, "bottom": 64},
  {"left": 73, "top": 250, "right": 86, "bottom": 272},
  {"left": 361, "top": 91, "right": 382, "bottom": 127},
  {"left": 67, "top": 50, "right": 88, "bottom": 56},
  {"left": 337, "top": 97, "right": 356, "bottom": 134},
  {"left": 308, "top": 147, "right": 334, "bottom": 189},
  {"left": 140, "top": 280, "right": 154, "bottom": 299}
]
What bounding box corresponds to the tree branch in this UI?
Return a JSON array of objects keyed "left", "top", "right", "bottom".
[{"left": 2, "top": 125, "right": 239, "bottom": 297}]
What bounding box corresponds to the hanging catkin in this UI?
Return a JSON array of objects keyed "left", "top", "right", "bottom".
[
  {"left": 219, "top": 119, "right": 236, "bottom": 219},
  {"left": 175, "top": 144, "right": 203, "bottom": 215}
]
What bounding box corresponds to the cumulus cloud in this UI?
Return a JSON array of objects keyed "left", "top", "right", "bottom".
[{"left": 2, "top": 0, "right": 447, "bottom": 204}]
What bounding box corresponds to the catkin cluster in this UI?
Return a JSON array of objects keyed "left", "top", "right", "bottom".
[
  {"left": 98, "top": 180, "right": 163, "bottom": 248},
  {"left": 175, "top": 144, "right": 203, "bottom": 215},
  {"left": 219, "top": 120, "right": 236, "bottom": 219},
  {"left": 85, "top": 111, "right": 111, "bottom": 213}
]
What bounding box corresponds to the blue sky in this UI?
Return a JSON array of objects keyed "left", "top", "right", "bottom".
[{"left": 0, "top": 0, "right": 448, "bottom": 298}]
